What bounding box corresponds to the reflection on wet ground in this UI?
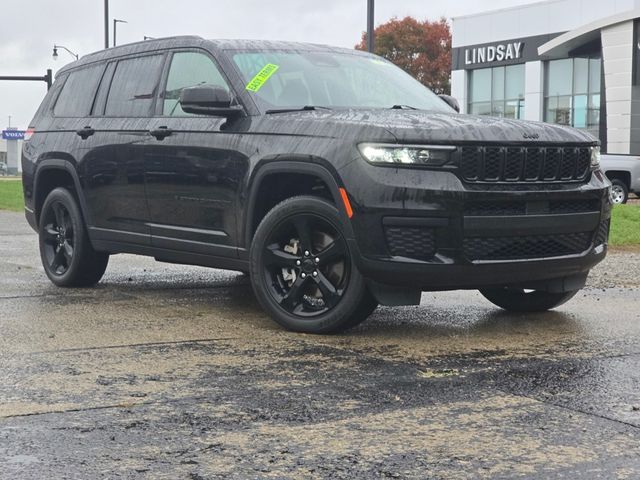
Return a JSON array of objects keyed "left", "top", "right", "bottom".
[{"left": 1, "top": 211, "right": 639, "bottom": 478}]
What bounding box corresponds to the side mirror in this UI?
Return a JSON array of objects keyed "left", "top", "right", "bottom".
[
  {"left": 439, "top": 94, "right": 460, "bottom": 113},
  {"left": 179, "top": 85, "right": 243, "bottom": 117}
]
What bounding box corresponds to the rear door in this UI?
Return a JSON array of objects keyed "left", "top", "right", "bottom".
[
  {"left": 144, "top": 50, "right": 251, "bottom": 257},
  {"left": 42, "top": 64, "right": 106, "bottom": 228},
  {"left": 79, "top": 53, "right": 166, "bottom": 246}
]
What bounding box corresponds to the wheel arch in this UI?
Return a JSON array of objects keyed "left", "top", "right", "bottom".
[
  {"left": 244, "top": 160, "right": 354, "bottom": 250},
  {"left": 34, "top": 159, "right": 92, "bottom": 227},
  {"left": 604, "top": 170, "right": 631, "bottom": 189}
]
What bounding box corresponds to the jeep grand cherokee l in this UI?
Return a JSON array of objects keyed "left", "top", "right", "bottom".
[{"left": 22, "top": 36, "right": 612, "bottom": 333}]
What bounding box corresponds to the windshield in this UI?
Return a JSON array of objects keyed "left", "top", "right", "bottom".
[{"left": 230, "top": 50, "right": 453, "bottom": 113}]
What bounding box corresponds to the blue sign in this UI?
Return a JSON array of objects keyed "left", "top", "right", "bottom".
[{"left": 2, "top": 130, "right": 26, "bottom": 140}]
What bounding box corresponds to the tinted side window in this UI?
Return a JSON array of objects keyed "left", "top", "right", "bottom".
[
  {"left": 92, "top": 62, "right": 116, "bottom": 116},
  {"left": 105, "top": 55, "right": 164, "bottom": 116},
  {"left": 163, "top": 52, "right": 230, "bottom": 116},
  {"left": 53, "top": 64, "right": 104, "bottom": 117}
]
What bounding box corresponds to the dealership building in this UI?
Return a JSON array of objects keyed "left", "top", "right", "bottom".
[{"left": 451, "top": 0, "right": 640, "bottom": 155}]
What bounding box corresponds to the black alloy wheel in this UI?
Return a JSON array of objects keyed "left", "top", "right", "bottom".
[
  {"left": 39, "top": 187, "right": 109, "bottom": 287},
  {"left": 262, "top": 213, "right": 349, "bottom": 317},
  {"left": 41, "top": 200, "right": 75, "bottom": 276},
  {"left": 251, "top": 196, "right": 377, "bottom": 333}
]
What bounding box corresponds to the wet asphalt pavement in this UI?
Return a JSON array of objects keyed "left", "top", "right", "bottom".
[{"left": 1, "top": 210, "right": 639, "bottom": 479}]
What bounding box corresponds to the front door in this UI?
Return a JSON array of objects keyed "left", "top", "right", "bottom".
[{"left": 144, "top": 51, "right": 250, "bottom": 257}]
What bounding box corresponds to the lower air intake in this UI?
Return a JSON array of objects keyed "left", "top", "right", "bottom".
[
  {"left": 463, "top": 232, "right": 592, "bottom": 261},
  {"left": 385, "top": 226, "right": 436, "bottom": 260}
]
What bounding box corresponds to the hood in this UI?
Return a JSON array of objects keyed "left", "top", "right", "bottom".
[
  {"left": 258, "top": 109, "right": 598, "bottom": 145},
  {"left": 374, "top": 110, "right": 598, "bottom": 144}
]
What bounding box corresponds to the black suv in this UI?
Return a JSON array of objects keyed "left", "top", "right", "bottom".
[{"left": 23, "top": 36, "right": 612, "bottom": 333}]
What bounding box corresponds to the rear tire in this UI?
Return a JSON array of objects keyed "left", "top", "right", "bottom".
[
  {"left": 610, "top": 179, "right": 629, "bottom": 204},
  {"left": 250, "top": 196, "right": 377, "bottom": 334},
  {"left": 479, "top": 287, "right": 579, "bottom": 313},
  {"left": 39, "top": 187, "right": 109, "bottom": 287}
]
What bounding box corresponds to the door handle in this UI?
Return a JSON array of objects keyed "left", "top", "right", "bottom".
[
  {"left": 149, "top": 126, "right": 173, "bottom": 140},
  {"left": 76, "top": 126, "right": 95, "bottom": 139}
]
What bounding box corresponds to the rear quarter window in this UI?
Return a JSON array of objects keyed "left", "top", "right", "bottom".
[
  {"left": 53, "top": 64, "right": 105, "bottom": 117},
  {"left": 104, "top": 54, "right": 165, "bottom": 117}
]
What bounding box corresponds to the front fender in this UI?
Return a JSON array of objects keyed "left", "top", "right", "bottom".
[{"left": 243, "top": 159, "right": 354, "bottom": 249}]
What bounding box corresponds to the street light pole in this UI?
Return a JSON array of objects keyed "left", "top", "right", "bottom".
[
  {"left": 52, "top": 45, "right": 79, "bottom": 61},
  {"left": 104, "top": 0, "right": 109, "bottom": 49},
  {"left": 367, "top": 0, "right": 375, "bottom": 52},
  {"left": 0, "top": 70, "right": 53, "bottom": 91},
  {"left": 113, "top": 19, "right": 127, "bottom": 47}
]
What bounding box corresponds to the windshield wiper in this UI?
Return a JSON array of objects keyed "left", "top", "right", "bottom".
[
  {"left": 265, "top": 105, "right": 332, "bottom": 114},
  {"left": 390, "top": 104, "right": 419, "bottom": 110}
]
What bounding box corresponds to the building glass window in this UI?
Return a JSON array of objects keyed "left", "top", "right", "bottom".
[
  {"left": 545, "top": 57, "right": 601, "bottom": 138},
  {"left": 468, "top": 65, "right": 525, "bottom": 119}
]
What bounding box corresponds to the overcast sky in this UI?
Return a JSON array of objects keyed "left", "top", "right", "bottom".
[{"left": 0, "top": 0, "right": 537, "bottom": 129}]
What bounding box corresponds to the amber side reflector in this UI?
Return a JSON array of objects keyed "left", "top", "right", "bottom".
[{"left": 339, "top": 187, "right": 354, "bottom": 219}]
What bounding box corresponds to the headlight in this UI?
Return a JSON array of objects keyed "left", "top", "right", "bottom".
[
  {"left": 590, "top": 146, "right": 601, "bottom": 168},
  {"left": 358, "top": 143, "right": 456, "bottom": 166}
]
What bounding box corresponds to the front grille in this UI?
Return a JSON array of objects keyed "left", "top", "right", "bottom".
[
  {"left": 459, "top": 146, "right": 591, "bottom": 183},
  {"left": 463, "top": 232, "right": 592, "bottom": 261},
  {"left": 465, "top": 199, "right": 600, "bottom": 216},
  {"left": 385, "top": 226, "right": 435, "bottom": 260},
  {"left": 595, "top": 219, "right": 610, "bottom": 246}
]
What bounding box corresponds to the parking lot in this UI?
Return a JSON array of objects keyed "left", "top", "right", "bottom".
[{"left": 1, "top": 209, "right": 639, "bottom": 479}]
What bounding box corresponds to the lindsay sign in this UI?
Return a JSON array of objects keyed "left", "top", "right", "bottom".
[{"left": 465, "top": 42, "right": 524, "bottom": 66}]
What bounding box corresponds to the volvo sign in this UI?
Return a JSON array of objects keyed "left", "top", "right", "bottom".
[{"left": 2, "top": 130, "right": 26, "bottom": 140}]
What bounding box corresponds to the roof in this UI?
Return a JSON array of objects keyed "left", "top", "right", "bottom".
[
  {"left": 56, "top": 35, "right": 205, "bottom": 75},
  {"left": 206, "top": 39, "right": 359, "bottom": 53},
  {"left": 56, "top": 36, "right": 364, "bottom": 76}
]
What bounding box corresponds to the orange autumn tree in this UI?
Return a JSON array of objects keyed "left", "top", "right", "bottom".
[{"left": 356, "top": 16, "right": 452, "bottom": 95}]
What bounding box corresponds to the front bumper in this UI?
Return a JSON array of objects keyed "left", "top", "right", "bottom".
[
  {"left": 351, "top": 240, "right": 606, "bottom": 291},
  {"left": 341, "top": 161, "right": 612, "bottom": 291}
]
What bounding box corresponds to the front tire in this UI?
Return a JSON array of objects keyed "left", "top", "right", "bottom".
[
  {"left": 250, "top": 196, "right": 377, "bottom": 334},
  {"left": 479, "top": 287, "right": 579, "bottom": 313},
  {"left": 39, "top": 187, "right": 109, "bottom": 287}
]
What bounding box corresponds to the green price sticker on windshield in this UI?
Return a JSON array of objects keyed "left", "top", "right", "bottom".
[{"left": 246, "top": 63, "right": 279, "bottom": 92}]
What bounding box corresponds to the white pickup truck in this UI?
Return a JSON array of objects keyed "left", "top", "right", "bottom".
[{"left": 601, "top": 155, "right": 640, "bottom": 204}]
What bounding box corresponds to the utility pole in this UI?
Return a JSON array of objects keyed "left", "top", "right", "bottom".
[
  {"left": 367, "top": 0, "right": 375, "bottom": 52},
  {"left": 104, "top": 0, "right": 109, "bottom": 49}
]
